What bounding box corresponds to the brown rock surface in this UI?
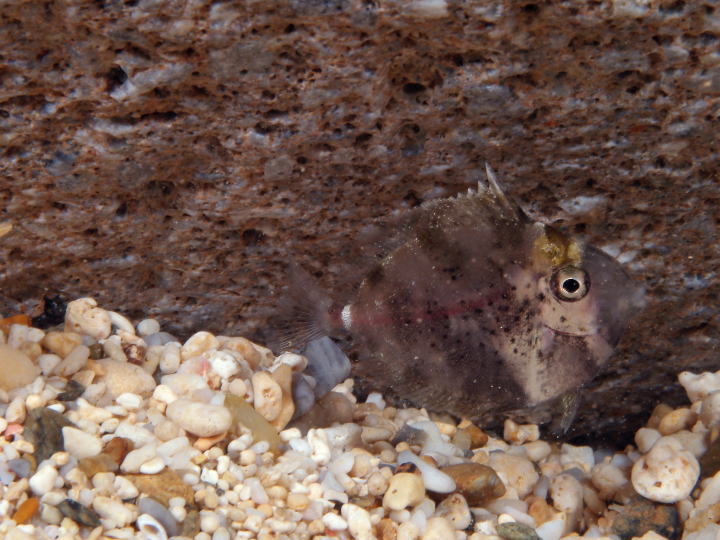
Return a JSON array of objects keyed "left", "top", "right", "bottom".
[{"left": 0, "top": 0, "right": 718, "bottom": 444}]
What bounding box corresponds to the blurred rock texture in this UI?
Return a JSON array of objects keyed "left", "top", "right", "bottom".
[{"left": 1, "top": 0, "right": 718, "bottom": 443}]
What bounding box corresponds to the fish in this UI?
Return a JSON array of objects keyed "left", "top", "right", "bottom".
[{"left": 279, "top": 165, "right": 644, "bottom": 429}]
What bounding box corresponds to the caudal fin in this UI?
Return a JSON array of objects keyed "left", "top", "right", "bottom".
[{"left": 274, "top": 263, "right": 337, "bottom": 352}]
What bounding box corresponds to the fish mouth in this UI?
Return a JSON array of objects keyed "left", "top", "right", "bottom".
[{"left": 544, "top": 324, "right": 597, "bottom": 338}]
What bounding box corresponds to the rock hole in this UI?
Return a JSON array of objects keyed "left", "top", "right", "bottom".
[{"left": 104, "top": 66, "right": 127, "bottom": 93}]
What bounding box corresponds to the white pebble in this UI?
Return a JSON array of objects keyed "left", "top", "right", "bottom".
[
  {"left": 5, "top": 396, "right": 26, "bottom": 424},
  {"left": 435, "top": 493, "right": 471, "bottom": 530},
  {"left": 679, "top": 371, "right": 720, "bottom": 403},
  {"left": 200, "top": 510, "right": 221, "bottom": 533},
  {"left": 631, "top": 436, "right": 699, "bottom": 503},
  {"left": 165, "top": 399, "right": 231, "bottom": 437},
  {"left": 591, "top": 462, "right": 627, "bottom": 499},
  {"left": 208, "top": 350, "right": 240, "bottom": 379},
  {"left": 181, "top": 331, "right": 219, "bottom": 360},
  {"left": 108, "top": 310, "right": 135, "bottom": 334},
  {"left": 29, "top": 464, "right": 58, "bottom": 495},
  {"left": 62, "top": 427, "right": 102, "bottom": 459},
  {"left": 504, "top": 419, "right": 540, "bottom": 444},
  {"left": 397, "top": 451, "right": 455, "bottom": 493},
  {"left": 152, "top": 384, "right": 178, "bottom": 405},
  {"left": 489, "top": 452, "right": 539, "bottom": 498},
  {"left": 322, "top": 512, "right": 348, "bottom": 531},
  {"left": 93, "top": 496, "right": 135, "bottom": 527},
  {"left": 422, "top": 516, "right": 455, "bottom": 539},
  {"left": 65, "top": 297, "right": 112, "bottom": 339},
  {"left": 550, "top": 473, "right": 584, "bottom": 516},
  {"left": 383, "top": 473, "right": 426, "bottom": 510},
  {"left": 342, "top": 503, "right": 373, "bottom": 540},
  {"left": 114, "top": 475, "right": 140, "bottom": 499},
  {"left": 139, "top": 456, "right": 166, "bottom": 474},
  {"left": 635, "top": 427, "right": 662, "bottom": 453},
  {"left": 160, "top": 342, "right": 181, "bottom": 374},
  {"left": 116, "top": 392, "right": 143, "bottom": 410},
  {"left": 137, "top": 318, "right": 161, "bottom": 336},
  {"left": 121, "top": 444, "right": 158, "bottom": 473},
  {"left": 37, "top": 354, "right": 62, "bottom": 376}
]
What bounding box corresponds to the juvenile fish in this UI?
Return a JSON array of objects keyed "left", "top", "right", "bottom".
[{"left": 281, "top": 166, "right": 644, "bottom": 428}]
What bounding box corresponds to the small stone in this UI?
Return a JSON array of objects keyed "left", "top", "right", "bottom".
[
  {"left": 610, "top": 498, "right": 680, "bottom": 540},
  {"left": 342, "top": 503, "right": 373, "bottom": 540},
  {"left": 6, "top": 396, "right": 26, "bottom": 423},
  {"left": 137, "top": 318, "right": 161, "bottom": 336},
  {"left": 55, "top": 344, "right": 90, "bottom": 376},
  {"left": 0, "top": 344, "right": 40, "bottom": 391},
  {"left": 631, "top": 437, "right": 699, "bottom": 503},
  {"left": 488, "top": 453, "right": 539, "bottom": 498},
  {"left": 635, "top": 428, "right": 662, "bottom": 453},
  {"left": 125, "top": 469, "right": 195, "bottom": 506},
  {"left": 116, "top": 392, "right": 143, "bottom": 410},
  {"left": 436, "top": 493, "right": 472, "bottom": 529},
  {"left": 657, "top": 407, "right": 697, "bottom": 436},
  {"left": 181, "top": 331, "right": 219, "bottom": 360},
  {"left": 7, "top": 458, "right": 32, "bottom": 478},
  {"left": 679, "top": 371, "right": 720, "bottom": 403},
  {"left": 93, "top": 495, "right": 134, "bottom": 527},
  {"left": 383, "top": 472, "right": 426, "bottom": 510},
  {"left": 549, "top": 473, "right": 583, "bottom": 516},
  {"left": 504, "top": 419, "right": 540, "bottom": 444},
  {"left": 57, "top": 498, "right": 102, "bottom": 528},
  {"left": 497, "top": 521, "right": 542, "bottom": 540},
  {"left": 269, "top": 363, "right": 295, "bottom": 430},
  {"left": 165, "top": 398, "right": 232, "bottom": 437},
  {"left": 41, "top": 331, "right": 82, "bottom": 357},
  {"left": 24, "top": 407, "right": 75, "bottom": 463},
  {"left": 140, "top": 456, "right": 166, "bottom": 474},
  {"left": 422, "top": 516, "right": 456, "bottom": 540},
  {"left": 78, "top": 453, "right": 119, "bottom": 476},
  {"left": 29, "top": 463, "right": 58, "bottom": 495},
  {"left": 104, "top": 436, "right": 134, "bottom": 465},
  {"left": 287, "top": 492, "right": 310, "bottom": 511},
  {"left": 121, "top": 444, "right": 158, "bottom": 473},
  {"left": 62, "top": 426, "right": 102, "bottom": 459},
  {"left": 12, "top": 497, "right": 39, "bottom": 524},
  {"left": 97, "top": 358, "right": 156, "bottom": 397},
  {"left": 252, "top": 371, "right": 283, "bottom": 422},
  {"left": 591, "top": 462, "right": 628, "bottom": 499},
  {"left": 37, "top": 353, "right": 62, "bottom": 376},
  {"left": 138, "top": 496, "right": 179, "bottom": 537},
  {"left": 64, "top": 297, "right": 112, "bottom": 339},
  {"left": 322, "top": 512, "right": 348, "bottom": 531},
  {"left": 441, "top": 463, "right": 506, "bottom": 505},
  {"left": 56, "top": 379, "right": 86, "bottom": 401}
]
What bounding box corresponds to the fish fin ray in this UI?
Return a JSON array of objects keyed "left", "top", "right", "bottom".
[{"left": 273, "top": 263, "right": 336, "bottom": 352}]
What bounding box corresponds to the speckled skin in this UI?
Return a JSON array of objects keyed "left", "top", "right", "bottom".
[{"left": 344, "top": 177, "right": 643, "bottom": 423}]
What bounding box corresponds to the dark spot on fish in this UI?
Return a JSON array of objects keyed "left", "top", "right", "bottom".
[{"left": 365, "top": 264, "right": 385, "bottom": 287}]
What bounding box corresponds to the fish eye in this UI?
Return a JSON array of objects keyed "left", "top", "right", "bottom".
[{"left": 551, "top": 266, "right": 590, "bottom": 302}]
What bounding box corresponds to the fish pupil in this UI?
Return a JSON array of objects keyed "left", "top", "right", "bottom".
[{"left": 562, "top": 278, "right": 580, "bottom": 293}]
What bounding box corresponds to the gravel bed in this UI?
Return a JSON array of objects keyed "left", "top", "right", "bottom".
[{"left": 0, "top": 297, "right": 718, "bottom": 540}]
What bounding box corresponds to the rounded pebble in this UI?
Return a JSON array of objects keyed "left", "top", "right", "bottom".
[
  {"left": 383, "top": 473, "right": 426, "bottom": 511},
  {"left": 137, "top": 318, "right": 161, "bottom": 336},
  {"left": 62, "top": 426, "right": 102, "bottom": 459},
  {"left": 97, "top": 358, "right": 157, "bottom": 397},
  {"left": 165, "top": 398, "right": 232, "bottom": 437},
  {"left": 65, "top": 297, "right": 112, "bottom": 339},
  {"left": 0, "top": 344, "right": 40, "bottom": 391},
  {"left": 631, "top": 436, "right": 700, "bottom": 503}
]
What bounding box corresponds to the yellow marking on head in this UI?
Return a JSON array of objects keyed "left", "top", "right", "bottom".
[{"left": 533, "top": 225, "right": 582, "bottom": 270}]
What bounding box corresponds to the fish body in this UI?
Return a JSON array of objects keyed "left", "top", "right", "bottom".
[{"left": 284, "top": 167, "right": 643, "bottom": 426}]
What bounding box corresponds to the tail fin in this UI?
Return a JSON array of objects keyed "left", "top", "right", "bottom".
[{"left": 274, "top": 263, "right": 337, "bottom": 352}]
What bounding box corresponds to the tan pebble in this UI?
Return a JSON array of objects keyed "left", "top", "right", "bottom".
[
  {"left": 488, "top": 452, "right": 538, "bottom": 498},
  {"left": 62, "top": 427, "right": 102, "bottom": 459},
  {"left": 422, "top": 516, "right": 455, "bottom": 539},
  {"left": 269, "top": 364, "right": 295, "bottom": 430},
  {"left": 635, "top": 427, "right": 662, "bottom": 453},
  {"left": 457, "top": 419, "right": 489, "bottom": 448},
  {"left": 55, "top": 344, "right": 90, "bottom": 376},
  {"left": 397, "top": 521, "right": 420, "bottom": 540},
  {"left": 218, "top": 336, "right": 263, "bottom": 369},
  {"left": 550, "top": 473, "right": 583, "bottom": 516},
  {"left": 6, "top": 396, "right": 26, "bottom": 423},
  {"left": 658, "top": 407, "right": 697, "bottom": 435},
  {"left": 591, "top": 462, "right": 628, "bottom": 499},
  {"left": 363, "top": 426, "right": 393, "bottom": 443},
  {"left": 252, "top": 371, "right": 283, "bottom": 422},
  {"left": 0, "top": 344, "right": 40, "bottom": 391},
  {"left": 436, "top": 493, "right": 472, "bottom": 529},
  {"left": 351, "top": 452, "right": 374, "bottom": 478},
  {"left": 18, "top": 341, "right": 42, "bottom": 361},
  {"left": 287, "top": 492, "right": 310, "bottom": 511},
  {"left": 96, "top": 358, "right": 156, "bottom": 397},
  {"left": 42, "top": 331, "right": 83, "bottom": 357},
  {"left": 378, "top": 517, "right": 399, "bottom": 540},
  {"left": 701, "top": 391, "right": 720, "bottom": 429},
  {"left": 181, "top": 331, "right": 219, "bottom": 360},
  {"left": 646, "top": 403, "right": 674, "bottom": 429},
  {"left": 65, "top": 298, "right": 111, "bottom": 339},
  {"left": 441, "top": 462, "right": 506, "bottom": 506},
  {"left": 470, "top": 451, "right": 489, "bottom": 464},
  {"left": 368, "top": 470, "right": 390, "bottom": 496},
  {"left": 527, "top": 495, "right": 557, "bottom": 525},
  {"left": 228, "top": 378, "right": 247, "bottom": 398},
  {"left": 193, "top": 432, "right": 227, "bottom": 451},
  {"left": 524, "top": 440, "right": 552, "bottom": 462},
  {"left": 383, "top": 472, "right": 425, "bottom": 510},
  {"left": 631, "top": 436, "right": 699, "bottom": 503},
  {"left": 503, "top": 418, "right": 540, "bottom": 444}
]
